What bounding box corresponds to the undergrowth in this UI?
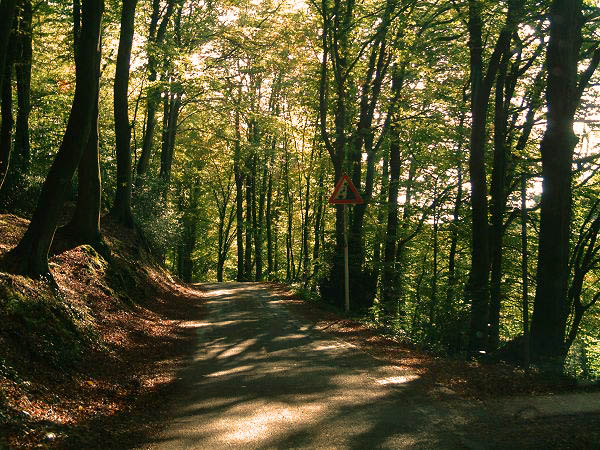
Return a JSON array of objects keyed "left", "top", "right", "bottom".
[{"left": 0, "top": 277, "right": 98, "bottom": 372}]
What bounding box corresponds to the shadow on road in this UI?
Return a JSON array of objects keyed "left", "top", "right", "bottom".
[{"left": 141, "top": 283, "right": 600, "bottom": 450}]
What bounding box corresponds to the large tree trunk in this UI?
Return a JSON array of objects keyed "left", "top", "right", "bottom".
[
  {"left": 3, "top": 0, "right": 103, "bottom": 276},
  {"left": 60, "top": 0, "right": 103, "bottom": 246},
  {"left": 530, "top": 0, "right": 585, "bottom": 367},
  {"left": 110, "top": 0, "right": 138, "bottom": 227},
  {"left": 466, "top": 0, "right": 491, "bottom": 355},
  {"left": 60, "top": 64, "right": 102, "bottom": 246}
]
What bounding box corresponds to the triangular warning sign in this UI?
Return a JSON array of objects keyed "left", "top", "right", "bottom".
[{"left": 328, "top": 174, "right": 364, "bottom": 204}]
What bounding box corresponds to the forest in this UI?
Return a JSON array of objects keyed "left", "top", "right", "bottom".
[{"left": 0, "top": 0, "right": 600, "bottom": 379}]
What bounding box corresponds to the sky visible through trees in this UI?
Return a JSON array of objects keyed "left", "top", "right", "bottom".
[{"left": 1, "top": 0, "right": 600, "bottom": 375}]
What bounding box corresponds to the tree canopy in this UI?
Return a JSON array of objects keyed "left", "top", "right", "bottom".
[{"left": 1, "top": 0, "right": 600, "bottom": 376}]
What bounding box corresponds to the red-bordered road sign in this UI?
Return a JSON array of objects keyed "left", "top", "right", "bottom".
[{"left": 328, "top": 174, "right": 364, "bottom": 205}]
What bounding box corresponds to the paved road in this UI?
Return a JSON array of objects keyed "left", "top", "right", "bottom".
[{"left": 142, "top": 283, "right": 600, "bottom": 449}]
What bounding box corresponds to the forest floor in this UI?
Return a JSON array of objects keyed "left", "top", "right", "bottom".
[
  {"left": 0, "top": 213, "right": 206, "bottom": 448},
  {"left": 0, "top": 212, "right": 599, "bottom": 448}
]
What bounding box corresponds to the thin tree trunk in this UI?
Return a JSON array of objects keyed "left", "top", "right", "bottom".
[
  {"left": 430, "top": 197, "right": 439, "bottom": 332},
  {"left": 244, "top": 160, "right": 253, "bottom": 280},
  {"left": 373, "top": 153, "right": 388, "bottom": 270},
  {"left": 181, "top": 181, "right": 199, "bottom": 282},
  {"left": 159, "top": 87, "right": 181, "bottom": 193},
  {"left": 0, "top": 37, "right": 14, "bottom": 191},
  {"left": 266, "top": 153, "right": 274, "bottom": 278},
  {"left": 488, "top": 43, "right": 511, "bottom": 351},
  {"left": 382, "top": 125, "right": 401, "bottom": 307},
  {"left": 521, "top": 173, "right": 530, "bottom": 369},
  {"left": 312, "top": 154, "right": 324, "bottom": 282},
  {"left": 302, "top": 143, "right": 315, "bottom": 283},
  {"left": 447, "top": 89, "right": 467, "bottom": 305},
  {"left": 13, "top": 0, "right": 32, "bottom": 174},
  {"left": 284, "top": 141, "right": 292, "bottom": 281},
  {"left": 255, "top": 153, "right": 267, "bottom": 281},
  {"left": 234, "top": 106, "right": 244, "bottom": 281}
]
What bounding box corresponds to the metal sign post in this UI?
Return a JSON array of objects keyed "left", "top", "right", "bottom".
[
  {"left": 343, "top": 204, "right": 349, "bottom": 313},
  {"left": 328, "top": 174, "right": 363, "bottom": 313}
]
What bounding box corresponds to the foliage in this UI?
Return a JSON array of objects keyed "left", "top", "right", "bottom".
[{"left": 1, "top": 0, "right": 600, "bottom": 376}]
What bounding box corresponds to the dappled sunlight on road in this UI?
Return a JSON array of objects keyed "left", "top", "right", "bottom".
[
  {"left": 143, "top": 283, "right": 493, "bottom": 449},
  {"left": 375, "top": 375, "right": 420, "bottom": 385}
]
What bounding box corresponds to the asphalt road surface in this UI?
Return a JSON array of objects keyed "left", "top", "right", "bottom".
[{"left": 142, "top": 283, "right": 600, "bottom": 449}]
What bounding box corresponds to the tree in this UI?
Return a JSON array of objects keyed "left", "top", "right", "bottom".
[
  {"left": 465, "top": 0, "right": 518, "bottom": 354},
  {"left": 135, "top": 0, "right": 177, "bottom": 182},
  {"left": 530, "top": 0, "right": 600, "bottom": 367},
  {"left": 2, "top": 0, "right": 103, "bottom": 276},
  {"left": 12, "top": 0, "right": 32, "bottom": 176},
  {"left": 110, "top": 0, "right": 138, "bottom": 227},
  {"left": 0, "top": 0, "right": 17, "bottom": 95},
  {"left": 0, "top": 20, "right": 14, "bottom": 191},
  {"left": 59, "top": 0, "right": 103, "bottom": 247}
]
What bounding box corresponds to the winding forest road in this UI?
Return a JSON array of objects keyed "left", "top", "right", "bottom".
[{"left": 142, "top": 283, "right": 600, "bottom": 449}]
